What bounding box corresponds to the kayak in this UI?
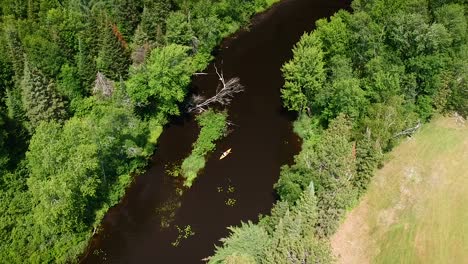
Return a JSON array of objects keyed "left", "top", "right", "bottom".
[{"left": 219, "top": 148, "right": 232, "bottom": 160}]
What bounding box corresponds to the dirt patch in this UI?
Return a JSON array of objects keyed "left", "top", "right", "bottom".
[{"left": 331, "top": 198, "right": 373, "bottom": 264}]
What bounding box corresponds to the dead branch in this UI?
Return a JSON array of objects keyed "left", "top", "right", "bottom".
[
  {"left": 393, "top": 120, "right": 421, "bottom": 138},
  {"left": 187, "top": 64, "right": 244, "bottom": 113},
  {"left": 93, "top": 71, "right": 115, "bottom": 98},
  {"left": 131, "top": 43, "right": 151, "bottom": 66},
  {"left": 226, "top": 121, "right": 238, "bottom": 127}
]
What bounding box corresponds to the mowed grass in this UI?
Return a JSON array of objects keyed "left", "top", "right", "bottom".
[{"left": 332, "top": 116, "right": 468, "bottom": 264}]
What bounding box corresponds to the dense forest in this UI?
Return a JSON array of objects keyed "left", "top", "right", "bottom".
[
  {"left": 209, "top": 0, "right": 467, "bottom": 263},
  {"left": 0, "top": 0, "right": 279, "bottom": 262}
]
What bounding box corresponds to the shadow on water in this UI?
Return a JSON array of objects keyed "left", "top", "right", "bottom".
[{"left": 82, "top": 0, "right": 350, "bottom": 263}]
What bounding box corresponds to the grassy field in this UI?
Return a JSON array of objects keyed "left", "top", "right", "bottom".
[{"left": 331, "top": 116, "right": 468, "bottom": 264}]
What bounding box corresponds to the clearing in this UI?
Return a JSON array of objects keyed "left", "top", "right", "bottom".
[{"left": 331, "top": 116, "right": 468, "bottom": 264}]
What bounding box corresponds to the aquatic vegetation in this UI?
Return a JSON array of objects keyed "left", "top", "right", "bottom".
[
  {"left": 180, "top": 109, "right": 228, "bottom": 187},
  {"left": 172, "top": 225, "right": 196, "bottom": 247},
  {"left": 225, "top": 198, "right": 237, "bottom": 207}
]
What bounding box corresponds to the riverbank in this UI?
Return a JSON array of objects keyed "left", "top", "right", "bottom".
[{"left": 81, "top": 0, "right": 349, "bottom": 262}]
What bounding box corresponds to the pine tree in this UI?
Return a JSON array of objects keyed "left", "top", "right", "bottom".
[
  {"left": 0, "top": 47, "right": 15, "bottom": 105},
  {"left": 3, "top": 22, "right": 25, "bottom": 85},
  {"left": 113, "top": 0, "right": 143, "bottom": 39},
  {"left": 353, "top": 133, "right": 382, "bottom": 194},
  {"left": 0, "top": 111, "right": 9, "bottom": 173},
  {"left": 96, "top": 21, "right": 131, "bottom": 80},
  {"left": 140, "top": 0, "right": 171, "bottom": 43},
  {"left": 209, "top": 222, "right": 270, "bottom": 264},
  {"left": 264, "top": 199, "right": 332, "bottom": 264},
  {"left": 76, "top": 31, "right": 98, "bottom": 90},
  {"left": 21, "top": 62, "right": 67, "bottom": 130}
]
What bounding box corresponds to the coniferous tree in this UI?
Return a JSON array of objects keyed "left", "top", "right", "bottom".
[
  {"left": 353, "top": 134, "right": 382, "bottom": 194},
  {"left": 3, "top": 22, "right": 25, "bottom": 85},
  {"left": 209, "top": 222, "right": 270, "bottom": 264},
  {"left": 165, "top": 11, "right": 195, "bottom": 47},
  {"left": 140, "top": 0, "right": 171, "bottom": 43},
  {"left": 0, "top": 48, "right": 15, "bottom": 105},
  {"left": 76, "top": 32, "right": 98, "bottom": 89},
  {"left": 96, "top": 22, "right": 131, "bottom": 80},
  {"left": 21, "top": 62, "right": 67, "bottom": 130},
  {"left": 0, "top": 111, "right": 9, "bottom": 174},
  {"left": 113, "top": 0, "right": 143, "bottom": 39},
  {"left": 264, "top": 192, "right": 332, "bottom": 264}
]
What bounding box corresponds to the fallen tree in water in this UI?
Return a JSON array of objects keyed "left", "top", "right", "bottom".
[{"left": 188, "top": 65, "right": 244, "bottom": 113}]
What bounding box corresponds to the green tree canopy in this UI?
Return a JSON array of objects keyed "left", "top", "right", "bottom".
[
  {"left": 281, "top": 33, "right": 325, "bottom": 113},
  {"left": 126, "top": 44, "right": 193, "bottom": 118},
  {"left": 21, "top": 62, "right": 67, "bottom": 130}
]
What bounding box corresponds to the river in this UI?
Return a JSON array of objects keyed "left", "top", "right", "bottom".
[{"left": 82, "top": 0, "right": 350, "bottom": 262}]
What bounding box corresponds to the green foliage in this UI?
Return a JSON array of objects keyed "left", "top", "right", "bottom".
[
  {"left": 0, "top": 99, "right": 150, "bottom": 263},
  {"left": 23, "top": 33, "right": 65, "bottom": 77},
  {"left": 446, "top": 44, "right": 468, "bottom": 117},
  {"left": 126, "top": 44, "right": 192, "bottom": 119},
  {"left": 20, "top": 63, "right": 67, "bottom": 130},
  {"left": 57, "top": 64, "right": 83, "bottom": 106},
  {"left": 281, "top": 33, "right": 325, "bottom": 112},
  {"left": 214, "top": 1, "right": 466, "bottom": 262},
  {"left": 181, "top": 109, "right": 228, "bottom": 187},
  {"left": 209, "top": 222, "right": 270, "bottom": 264},
  {"left": 361, "top": 96, "right": 419, "bottom": 150},
  {"left": 0, "top": 113, "right": 9, "bottom": 174},
  {"left": 3, "top": 21, "right": 25, "bottom": 85},
  {"left": 0, "top": 43, "right": 15, "bottom": 102},
  {"left": 353, "top": 134, "right": 383, "bottom": 194},
  {"left": 27, "top": 121, "right": 100, "bottom": 234},
  {"left": 292, "top": 114, "right": 322, "bottom": 142},
  {"left": 315, "top": 11, "right": 351, "bottom": 59},
  {"left": 139, "top": 0, "right": 171, "bottom": 43},
  {"left": 434, "top": 4, "right": 467, "bottom": 47},
  {"left": 210, "top": 190, "right": 332, "bottom": 264},
  {"left": 275, "top": 165, "right": 310, "bottom": 204},
  {"left": 165, "top": 11, "right": 195, "bottom": 47},
  {"left": 96, "top": 22, "right": 131, "bottom": 80},
  {"left": 112, "top": 0, "right": 143, "bottom": 39},
  {"left": 0, "top": 0, "right": 281, "bottom": 262}
]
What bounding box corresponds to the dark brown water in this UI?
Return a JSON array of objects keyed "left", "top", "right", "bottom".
[{"left": 82, "top": 0, "right": 350, "bottom": 263}]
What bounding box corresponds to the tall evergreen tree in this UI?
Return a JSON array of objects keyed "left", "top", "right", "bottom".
[
  {"left": 3, "top": 21, "right": 25, "bottom": 85},
  {"left": 0, "top": 111, "right": 9, "bottom": 174},
  {"left": 113, "top": 0, "right": 143, "bottom": 39},
  {"left": 140, "top": 0, "right": 171, "bottom": 43},
  {"left": 21, "top": 62, "right": 67, "bottom": 130},
  {"left": 353, "top": 133, "right": 382, "bottom": 194},
  {"left": 96, "top": 22, "right": 131, "bottom": 80}
]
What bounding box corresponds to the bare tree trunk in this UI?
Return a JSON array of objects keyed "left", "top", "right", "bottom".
[
  {"left": 393, "top": 120, "right": 421, "bottom": 138},
  {"left": 187, "top": 64, "right": 244, "bottom": 113}
]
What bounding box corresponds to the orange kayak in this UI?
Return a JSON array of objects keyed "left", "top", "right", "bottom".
[{"left": 219, "top": 148, "right": 232, "bottom": 160}]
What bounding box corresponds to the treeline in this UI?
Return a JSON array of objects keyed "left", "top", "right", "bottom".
[
  {"left": 209, "top": 0, "right": 467, "bottom": 262},
  {"left": 0, "top": 0, "right": 280, "bottom": 262}
]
